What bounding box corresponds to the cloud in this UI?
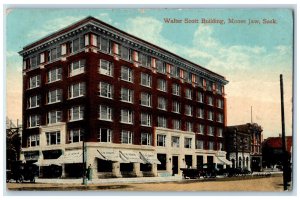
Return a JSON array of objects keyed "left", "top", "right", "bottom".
[{"left": 6, "top": 51, "right": 18, "bottom": 57}]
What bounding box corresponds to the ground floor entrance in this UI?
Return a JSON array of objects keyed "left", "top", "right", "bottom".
[{"left": 172, "top": 156, "right": 178, "bottom": 175}]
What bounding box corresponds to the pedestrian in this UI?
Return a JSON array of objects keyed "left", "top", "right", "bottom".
[{"left": 86, "top": 164, "right": 92, "bottom": 180}]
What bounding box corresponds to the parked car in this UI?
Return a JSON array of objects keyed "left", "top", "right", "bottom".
[{"left": 6, "top": 161, "right": 37, "bottom": 183}]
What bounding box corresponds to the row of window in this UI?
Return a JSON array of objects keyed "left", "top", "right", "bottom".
[
  {"left": 27, "top": 129, "right": 223, "bottom": 150},
  {"left": 24, "top": 33, "right": 224, "bottom": 94}
]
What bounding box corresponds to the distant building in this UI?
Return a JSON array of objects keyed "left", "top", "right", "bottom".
[
  {"left": 225, "top": 123, "right": 263, "bottom": 171},
  {"left": 262, "top": 136, "right": 292, "bottom": 169}
]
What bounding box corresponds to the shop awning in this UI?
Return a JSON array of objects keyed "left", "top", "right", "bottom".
[
  {"left": 34, "top": 158, "right": 62, "bottom": 166},
  {"left": 96, "top": 149, "right": 123, "bottom": 162},
  {"left": 217, "top": 156, "right": 232, "bottom": 165},
  {"left": 57, "top": 150, "right": 83, "bottom": 164},
  {"left": 140, "top": 152, "right": 161, "bottom": 165},
  {"left": 119, "top": 150, "right": 146, "bottom": 163}
]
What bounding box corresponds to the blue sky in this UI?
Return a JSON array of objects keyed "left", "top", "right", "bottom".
[{"left": 6, "top": 8, "right": 294, "bottom": 138}]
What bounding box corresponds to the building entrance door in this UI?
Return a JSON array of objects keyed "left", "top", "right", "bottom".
[{"left": 172, "top": 156, "right": 178, "bottom": 175}]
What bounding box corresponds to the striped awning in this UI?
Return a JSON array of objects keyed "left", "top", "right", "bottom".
[
  {"left": 96, "top": 149, "right": 123, "bottom": 162},
  {"left": 119, "top": 150, "right": 146, "bottom": 163},
  {"left": 140, "top": 152, "right": 161, "bottom": 165}
]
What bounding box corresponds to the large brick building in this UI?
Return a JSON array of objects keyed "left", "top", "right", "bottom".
[{"left": 19, "top": 16, "right": 229, "bottom": 178}]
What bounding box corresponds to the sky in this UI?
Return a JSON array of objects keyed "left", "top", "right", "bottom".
[{"left": 5, "top": 8, "right": 294, "bottom": 139}]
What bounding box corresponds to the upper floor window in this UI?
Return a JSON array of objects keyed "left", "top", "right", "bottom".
[
  {"left": 99, "top": 59, "right": 113, "bottom": 76},
  {"left": 185, "top": 88, "right": 192, "bottom": 99},
  {"left": 99, "top": 82, "right": 113, "bottom": 99},
  {"left": 141, "top": 73, "right": 151, "bottom": 87},
  {"left": 218, "top": 142, "right": 223, "bottom": 151},
  {"left": 69, "top": 82, "right": 86, "bottom": 98},
  {"left": 121, "top": 130, "right": 133, "bottom": 144},
  {"left": 47, "top": 110, "right": 62, "bottom": 124},
  {"left": 158, "top": 97, "right": 167, "bottom": 110},
  {"left": 30, "top": 56, "right": 38, "bottom": 69},
  {"left": 217, "top": 99, "right": 224, "bottom": 109},
  {"left": 69, "top": 129, "right": 83, "bottom": 143},
  {"left": 121, "top": 66, "right": 133, "bottom": 82},
  {"left": 29, "top": 75, "right": 40, "bottom": 89},
  {"left": 196, "top": 140, "right": 204, "bottom": 149},
  {"left": 172, "top": 119, "right": 181, "bottom": 130},
  {"left": 98, "top": 36, "right": 110, "bottom": 52},
  {"left": 99, "top": 105, "right": 112, "bottom": 121},
  {"left": 217, "top": 128, "right": 223, "bottom": 137},
  {"left": 28, "top": 115, "right": 40, "bottom": 128},
  {"left": 48, "top": 89, "right": 62, "bottom": 104},
  {"left": 141, "top": 132, "right": 151, "bottom": 146},
  {"left": 27, "top": 134, "right": 40, "bottom": 147},
  {"left": 28, "top": 95, "right": 40, "bottom": 109},
  {"left": 186, "top": 122, "right": 193, "bottom": 132},
  {"left": 121, "top": 109, "right": 133, "bottom": 124},
  {"left": 184, "top": 138, "right": 192, "bottom": 149},
  {"left": 49, "top": 47, "right": 60, "bottom": 61},
  {"left": 70, "top": 59, "right": 85, "bottom": 77},
  {"left": 48, "top": 68, "right": 62, "bottom": 83},
  {"left": 121, "top": 88, "right": 133, "bottom": 103},
  {"left": 157, "top": 116, "right": 167, "bottom": 128},
  {"left": 172, "top": 101, "right": 180, "bottom": 113},
  {"left": 46, "top": 131, "right": 60, "bottom": 145},
  {"left": 157, "top": 134, "right": 166, "bottom": 147},
  {"left": 138, "top": 53, "right": 151, "bottom": 68},
  {"left": 141, "top": 92, "right": 151, "bottom": 107},
  {"left": 208, "top": 141, "right": 214, "bottom": 150},
  {"left": 197, "top": 91, "right": 204, "bottom": 103},
  {"left": 197, "top": 108, "right": 204, "bottom": 119},
  {"left": 156, "top": 60, "right": 166, "bottom": 74},
  {"left": 157, "top": 79, "right": 167, "bottom": 92},
  {"left": 186, "top": 72, "right": 192, "bottom": 83},
  {"left": 208, "top": 110, "right": 214, "bottom": 121},
  {"left": 98, "top": 128, "right": 112, "bottom": 143},
  {"left": 71, "top": 38, "right": 80, "bottom": 53},
  {"left": 206, "top": 80, "right": 213, "bottom": 91},
  {"left": 185, "top": 105, "right": 193, "bottom": 116},
  {"left": 171, "top": 136, "right": 180, "bottom": 148},
  {"left": 141, "top": 112, "right": 151, "bottom": 127},
  {"left": 120, "top": 46, "right": 131, "bottom": 60},
  {"left": 207, "top": 96, "right": 213, "bottom": 106},
  {"left": 217, "top": 113, "right": 224, "bottom": 123},
  {"left": 216, "top": 83, "right": 222, "bottom": 94},
  {"left": 208, "top": 126, "right": 214, "bottom": 136},
  {"left": 69, "top": 106, "right": 84, "bottom": 121},
  {"left": 198, "top": 124, "right": 205, "bottom": 134},
  {"left": 172, "top": 83, "right": 180, "bottom": 96},
  {"left": 170, "top": 65, "right": 180, "bottom": 78}
]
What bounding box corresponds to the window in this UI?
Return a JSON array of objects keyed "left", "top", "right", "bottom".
[
  {"left": 217, "top": 113, "right": 224, "bottom": 123},
  {"left": 170, "top": 65, "right": 179, "bottom": 78},
  {"left": 218, "top": 142, "right": 223, "bottom": 151},
  {"left": 27, "top": 134, "right": 40, "bottom": 147},
  {"left": 99, "top": 105, "right": 112, "bottom": 121},
  {"left": 197, "top": 108, "right": 204, "bottom": 119},
  {"left": 216, "top": 83, "right": 222, "bottom": 94},
  {"left": 172, "top": 101, "right": 180, "bottom": 113},
  {"left": 141, "top": 73, "right": 151, "bottom": 87},
  {"left": 185, "top": 88, "right": 192, "bottom": 99},
  {"left": 185, "top": 105, "right": 192, "bottom": 116},
  {"left": 121, "top": 109, "right": 133, "bottom": 124},
  {"left": 196, "top": 140, "right": 204, "bottom": 149},
  {"left": 217, "top": 99, "right": 223, "bottom": 108},
  {"left": 72, "top": 38, "right": 80, "bottom": 53},
  {"left": 47, "top": 110, "right": 62, "bottom": 124},
  {"left": 172, "top": 83, "right": 180, "bottom": 96},
  {"left": 69, "top": 82, "right": 86, "bottom": 98},
  {"left": 207, "top": 96, "right": 213, "bottom": 106},
  {"left": 172, "top": 119, "right": 181, "bottom": 130},
  {"left": 208, "top": 141, "right": 214, "bottom": 150},
  {"left": 156, "top": 60, "right": 166, "bottom": 74},
  {"left": 184, "top": 138, "right": 192, "bottom": 149},
  {"left": 198, "top": 124, "right": 205, "bottom": 134},
  {"left": 70, "top": 59, "right": 85, "bottom": 76},
  {"left": 206, "top": 81, "right": 213, "bottom": 91},
  {"left": 120, "top": 46, "right": 130, "bottom": 60},
  {"left": 98, "top": 36, "right": 110, "bottom": 52},
  {"left": 186, "top": 122, "right": 193, "bottom": 132},
  {"left": 197, "top": 91, "right": 204, "bottom": 103},
  {"left": 171, "top": 136, "right": 180, "bottom": 148},
  {"left": 138, "top": 53, "right": 150, "bottom": 67},
  {"left": 28, "top": 115, "right": 40, "bottom": 128},
  {"left": 158, "top": 97, "right": 167, "bottom": 110},
  {"left": 50, "top": 47, "right": 60, "bottom": 61},
  {"left": 157, "top": 116, "right": 167, "bottom": 128},
  {"left": 121, "top": 130, "right": 133, "bottom": 144},
  {"left": 141, "top": 92, "right": 151, "bottom": 107},
  {"left": 69, "top": 129, "right": 84, "bottom": 143},
  {"left": 61, "top": 44, "right": 67, "bottom": 55},
  {"left": 157, "top": 134, "right": 166, "bottom": 147},
  {"left": 157, "top": 79, "right": 167, "bottom": 92},
  {"left": 141, "top": 132, "right": 151, "bottom": 145},
  {"left": 121, "top": 66, "right": 133, "bottom": 82},
  {"left": 99, "top": 82, "right": 113, "bottom": 99},
  {"left": 69, "top": 106, "right": 84, "bottom": 121},
  {"left": 48, "top": 68, "right": 62, "bottom": 83},
  {"left": 141, "top": 113, "right": 151, "bottom": 126},
  {"left": 208, "top": 126, "right": 214, "bottom": 136},
  {"left": 48, "top": 89, "right": 62, "bottom": 104},
  {"left": 208, "top": 110, "right": 214, "bottom": 121},
  {"left": 98, "top": 128, "right": 112, "bottom": 143},
  {"left": 187, "top": 72, "right": 192, "bottom": 83},
  {"left": 29, "top": 75, "right": 40, "bottom": 89},
  {"left": 121, "top": 88, "right": 133, "bottom": 103},
  {"left": 46, "top": 131, "right": 60, "bottom": 145},
  {"left": 28, "top": 95, "right": 40, "bottom": 108},
  {"left": 91, "top": 34, "right": 97, "bottom": 46},
  {"left": 196, "top": 76, "right": 203, "bottom": 87},
  {"left": 30, "top": 56, "right": 38, "bottom": 69},
  {"left": 99, "top": 59, "right": 113, "bottom": 76}
]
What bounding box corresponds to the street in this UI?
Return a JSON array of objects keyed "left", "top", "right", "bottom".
[{"left": 6, "top": 174, "right": 289, "bottom": 192}]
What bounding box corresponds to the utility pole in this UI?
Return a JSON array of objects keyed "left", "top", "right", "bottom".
[
  {"left": 280, "top": 74, "right": 288, "bottom": 191},
  {"left": 82, "top": 133, "right": 87, "bottom": 186}
]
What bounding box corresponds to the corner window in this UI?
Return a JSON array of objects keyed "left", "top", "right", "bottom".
[
  {"left": 69, "top": 106, "right": 84, "bottom": 121},
  {"left": 70, "top": 59, "right": 85, "bottom": 77},
  {"left": 99, "top": 82, "right": 113, "bottom": 99},
  {"left": 141, "top": 132, "right": 151, "bottom": 145},
  {"left": 69, "top": 129, "right": 84, "bottom": 143},
  {"left": 99, "top": 105, "right": 112, "bottom": 121},
  {"left": 99, "top": 59, "right": 113, "bottom": 76}
]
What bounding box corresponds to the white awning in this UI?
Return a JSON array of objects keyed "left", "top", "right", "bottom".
[
  {"left": 140, "top": 152, "right": 161, "bottom": 165},
  {"left": 57, "top": 150, "right": 83, "bottom": 164},
  {"left": 119, "top": 150, "right": 146, "bottom": 163},
  {"left": 34, "top": 158, "right": 62, "bottom": 166},
  {"left": 96, "top": 149, "right": 123, "bottom": 162},
  {"left": 217, "top": 156, "right": 232, "bottom": 165}
]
